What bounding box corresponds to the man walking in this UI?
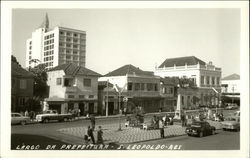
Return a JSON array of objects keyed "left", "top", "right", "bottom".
[
  {"left": 87, "top": 126, "right": 95, "bottom": 144},
  {"left": 159, "top": 119, "right": 164, "bottom": 138}
]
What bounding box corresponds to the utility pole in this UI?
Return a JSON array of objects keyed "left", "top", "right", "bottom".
[
  {"left": 106, "top": 80, "right": 109, "bottom": 117},
  {"left": 232, "top": 85, "right": 235, "bottom": 104}
]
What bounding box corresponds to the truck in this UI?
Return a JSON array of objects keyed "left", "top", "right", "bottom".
[{"left": 36, "top": 110, "right": 73, "bottom": 123}]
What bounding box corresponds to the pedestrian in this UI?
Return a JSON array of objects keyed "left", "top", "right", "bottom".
[
  {"left": 90, "top": 114, "right": 96, "bottom": 130},
  {"left": 78, "top": 109, "right": 81, "bottom": 117},
  {"left": 159, "top": 119, "right": 164, "bottom": 138},
  {"left": 124, "top": 107, "right": 127, "bottom": 116},
  {"left": 97, "top": 126, "right": 104, "bottom": 145},
  {"left": 25, "top": 110, "right": 29, "bottom": 117},
  {"left": 87, "top": 125, "right": 95, "bottom": 144}
]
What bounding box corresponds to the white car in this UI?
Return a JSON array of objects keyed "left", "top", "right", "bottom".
[
  {"left": 11, "top": 113, "right": 30, "bottom": 125},
  {"left": 221, "top": 116, "right": 240, "bottom": 131}
]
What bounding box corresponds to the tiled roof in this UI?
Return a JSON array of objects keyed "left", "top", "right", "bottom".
[
  {"left": 158, "top": 56, "right": 206, "bottom": 68},
  {"left": 49, "top": 63, "right": 102, "bottom": 77},
  {"left": 105, "top": 64, "right": 154, "bottom": 77},
  {"left": 222, "top": 73, "right": 240, "bottom": 80},
  {"left": 11, "top": 62, "right": 33, "bottom": 77},
  {"left": 160, "top": 78, "right": 175, "bottom": 85}
]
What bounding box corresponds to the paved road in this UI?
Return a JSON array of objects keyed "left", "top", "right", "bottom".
[
  {"left": 130, "top": 130, "right": 239, "bottom": 150},
  {"left": 11, "top": 109, "right": 239, "bottom": 150}
]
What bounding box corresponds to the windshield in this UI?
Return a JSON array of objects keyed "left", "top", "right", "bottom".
[{"left": 191, "top": 122, "right": 202, "bottom": 127}]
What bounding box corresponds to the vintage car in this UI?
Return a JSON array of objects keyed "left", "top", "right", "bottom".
[
  {"left": 11, "top": 113, "right": 30, "bottom": 125},
  {"left": 185, "top": 121, "right": 216, "bottom": 137},
  {"left": 224, "top": 104, "right": 238, "bottom": 110},
  {"left": 36, "top": 110, "right": 73, "bottom": 123},
  {"left": 221, "top": 116, "right": 240, "bottom": 131}
]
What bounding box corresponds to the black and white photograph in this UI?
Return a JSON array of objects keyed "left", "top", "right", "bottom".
[{"left": 1, "top": 1, "right": 249, "bottom": 158}]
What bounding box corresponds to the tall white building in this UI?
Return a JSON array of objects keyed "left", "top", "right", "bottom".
[
  {"left": 155, "top": 56, "right": 222, "bottom": 107},
  {"left": 26, "top": 14, "right": 86, "bottom": 70}
]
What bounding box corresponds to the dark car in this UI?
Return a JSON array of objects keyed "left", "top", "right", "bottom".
[{"left": 185, "top": 121, "right": 216, "bottom": 137}]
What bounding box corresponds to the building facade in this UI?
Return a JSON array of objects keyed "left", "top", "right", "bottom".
[
  {"left": 155, "top": 56, "right": 222, "bottom": 108},
  {"left": 98, "top": 64, "right": 162, "bottom": 115},
  {"left": 45, "top": 63, "right": 101, "bottom": 115},
  {"left": 11, "top": 61, "right": 34, "bottom": 112},
  {"left": 221, "top": 73, "right": 240, "bottom": 105},
  {"left": 26, "top": 14, "right": 86, "bottom": 70}
]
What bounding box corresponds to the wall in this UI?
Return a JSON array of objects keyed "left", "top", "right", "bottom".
[{"left": 47, "top": 70, "right": 66, "bottom": 98}]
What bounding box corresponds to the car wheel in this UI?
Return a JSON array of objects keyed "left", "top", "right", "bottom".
[
  {"left": 20, "top": 121, "right": 26, "bottom": 125},
  {"left": 63, "top": 117, "right": 68, "bottom": 122},
  {"left": 199, "top": 132, "right": 203, "bottom": 137},
  {"left": 43, "top": 118, "right": 49, "bottom": 123}
]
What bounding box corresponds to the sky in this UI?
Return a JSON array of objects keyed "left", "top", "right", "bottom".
[{"left": 12, "top": 8, "right": 240, "bottom": 77}]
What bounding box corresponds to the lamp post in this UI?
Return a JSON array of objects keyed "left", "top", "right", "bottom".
[
  {"left": 118, "top": 91, "right": 122, "bottom": 131},
  {"left": 106, "top": 80, "right": 109, "bottom": 117}
]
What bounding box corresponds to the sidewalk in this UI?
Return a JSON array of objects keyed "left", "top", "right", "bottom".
[{"left": 57, "top": 123, "right": 186, "bottom": 144}]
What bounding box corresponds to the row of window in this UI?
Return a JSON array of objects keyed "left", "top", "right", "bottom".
[
  {"left": 56, "top": 78, "right": 91, "bottom": 87},
  {"left": 200, "top": 76, "right": 220, "bottom": 85},
  {"left": 162, "top": 87, "right": 174, "bottom": 94},
  {"left": 59, "top": 37, "right": 85, "bottom": 43},
  {"left": 127, "top": 82, "right": 158, "bottom": 91},
  {"left": 59, "top": 48, "right": 85, "bottom": 55},
  {"left": 44, "top": 34, "right": 54, "bottom": 40},
  {"left": 12, "top": 79, "right": 27, "bottom": 89},
  {"left": 68, "top": 95, "right": 94, "bottom": 99},
  {"left": 44, "top": 39, "right": 54, "bottom": 45},
  {"left": 44, "top": 50, "right": 54, "bottom": 56},
  {"left": 44, "top": 44, "right": 54, "bottom": 51},
  {"left": 44, "top": 56, "right": 54, "bottom": 62},
  {"left": 59, "top": 31, "right": 85, "bottom": 38}
]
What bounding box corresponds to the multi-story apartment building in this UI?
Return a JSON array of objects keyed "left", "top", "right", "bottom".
[
  {"left": 45, "top": 63, "right": 101, "bottom": 115},
  {"left": 98, "top": 64, "right": 162, "bottom": 114},
  {"left": 155, "top": 56, "right": 222, "bottom": 107},
  {"left": 26, "top": 14, "right": 86, "bottom": 70},
  {"left": 221, "top": 73, "right": 240, "bottom": 105},
  {"left": 11, "top": 60, "right": 34, "bottom": 112}
]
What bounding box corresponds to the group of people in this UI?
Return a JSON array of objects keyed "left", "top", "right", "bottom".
[
  {"left": 22, "top": 110, "right": 36, "bottom": 121},
  {"left": 84, "top": 114, "right": 104, "bottom": 145},
  {"left": 151, "top": 115, "right": 174, "bottom": 138}
]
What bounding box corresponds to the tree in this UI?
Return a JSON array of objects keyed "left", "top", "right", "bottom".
[{"left": 29, "top": 63, "right": 49, "bottom": 98}]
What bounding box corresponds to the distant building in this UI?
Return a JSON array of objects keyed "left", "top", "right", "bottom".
[
  {"left": 221, "top": 73, "right": 240, "bottom": 105},
  {"left": 99, "top": 64, "right": 162, "bottom": 115},
  {"left": 26, "top": 13, "right": 86, "bottom": 70},
  {"left": 11, "top": 61, "right": 34, "bottom": 112},
  {"left": 45, "top": 63, "right": 101, "bottom": 115},
  {"left": 155, "top": 56, "right": 222, "bottom": 107}
]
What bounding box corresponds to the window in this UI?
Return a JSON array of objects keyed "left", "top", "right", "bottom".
[
  {"left": 170, "top": 87, "right": 173, "bottom": 94},
  {"left": 60, "top": 31, "right": 64, "bottom": 35},
  {"left": 146, "top": 83, "right": 153, "bottom": 91},
  {"left": 201, "top": 76, "right": 204, "bottom": 85},
  {"left": 73, "top": 39, "right": 78, "bottom": 43},
  {"left": 212, "top": 77, "right": 215, "bottom": 85},
  {"left": 206, "top": 76, "right": 210, "bottom": 85},
  {"left": 83, "top": 78, "right": 91, "bottom": 87},
  {"left": 79, "top": 95, "right": 85, "bottom": 98},
  {"left": 68, "top": 95, "right": 74, "bottom": 98},
  {"left": 74, "top": 33, "right": 78, "bottom": 37},
  {"left": 128, "top": 82, "right": 133, "bottom": 91},
  {"left": 20, "top": 79, "right": 27, "bottom": 89},
  {"left": 73, "top": 44, "right": 78, "bottom": 49},
  {"left": 217, "top": 77, "right": 220, "bottom": 85},
  {"left": 66, "top": 44, "right": 71, "bottom": 48},
  {"left": 56, "top": 78, "right": 62, "bottom": 85},
  {"left": 66, "top": 55, "right": 71, "bottom": 59},
  {"left": 162, "top": 87, "right": 166, "bottom": 94},
  {"left": 154, "top": 84, "right": 158, "bottom": 91},
  {"left": 140, "top": 83, "right": 145, "bottom": 91},
  {"left": 64, "top": 78, "right": 73, "bottom": 87},
  {"left": 73, "top": 57, "right": 78, "bottom": 60},
  {"left": 134, "top": 83, "right": 140, "bottom": 91},
  {"left": 66, "top": 38, "right": 71, "bottom": 42},
  {"left": 67, "top": 32, "right": 71, "bottom": 36},
  {"left": 73, "top": 51, "right": 78, "bottom": 54}
]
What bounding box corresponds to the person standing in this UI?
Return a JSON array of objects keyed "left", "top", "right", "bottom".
[
  {"left": 97, "top": 126, "right": 104, "bottom": 145},
  {"left": 87, "top": 126, "right": 95, "bottom": 144},
  {"left": 159, "top": 119, "right": 164, "bottom": 138}
]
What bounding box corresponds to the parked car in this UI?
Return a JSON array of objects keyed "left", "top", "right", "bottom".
[
  {"left": 11, "top": 113, "right": 30, "bottom": 125},
  {"left": 185, "top": 121, "right": 216, "bottom": 137},
  {"left": 224, "top": 104, "right": 238, "bottom": 110},
  {"left": 36, "top": 110, "right": 73, "bottom": 123},
  {"left": 221, "top": 116, "right": 240, "bottom": 131}
]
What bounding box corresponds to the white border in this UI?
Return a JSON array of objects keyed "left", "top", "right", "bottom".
[{"left": 1, "top": 1, "right": 249, "bottom": 158}]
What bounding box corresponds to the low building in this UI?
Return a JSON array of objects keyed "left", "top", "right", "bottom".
[
  {"left": 11, "top": 61, "right": 34, "bottom": 112},
  {"left": 159, "top": 78, "right": 176, "bottom": 112},
  {"left": 221, "top": 73, "right": 240, "bottom": 105},
  {"left": 99, "top": 64, "right": 162, "bottom": 115},
  {"left": 46, "top": 63, "right": 101, "bottom": 115}
]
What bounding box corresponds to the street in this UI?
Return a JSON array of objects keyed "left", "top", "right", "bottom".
[{"left": 11, "top": 109, "right": 240, "bottom": 150}]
